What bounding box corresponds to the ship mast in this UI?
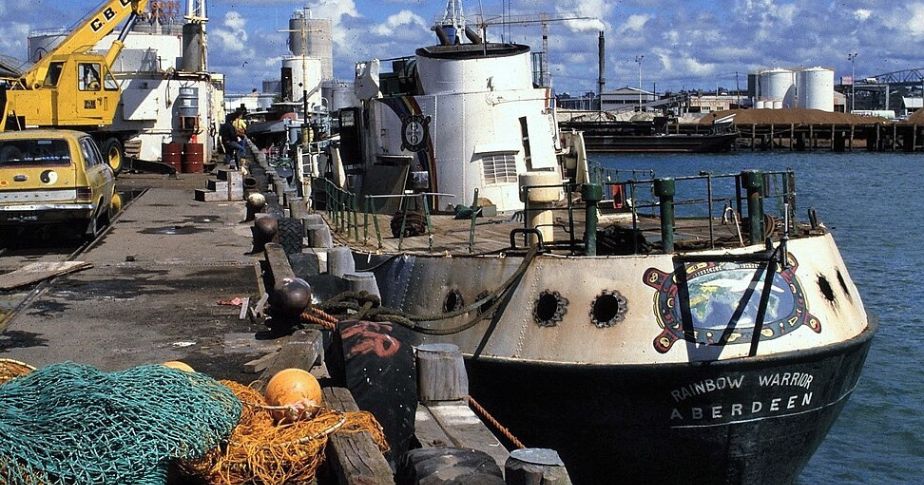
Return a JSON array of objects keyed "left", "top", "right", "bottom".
[{"left": 440, "top": 0, "right": 466, "bottom": 41}]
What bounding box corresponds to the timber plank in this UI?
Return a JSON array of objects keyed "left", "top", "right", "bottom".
[
  {"left": 323, "top": 387, "right": 395, "bottom": 485},
  {"left": 413, "top": 406, "right": 454, "bottom": 449},
  {"left": 254, "top": 329, "right": 323, "bottom": 390},
  {"left": 425, "top": 401, "right": 509, "bottom": 471},
  {"left": 0, "top": 261, "right": 92, "bottom": 290}
]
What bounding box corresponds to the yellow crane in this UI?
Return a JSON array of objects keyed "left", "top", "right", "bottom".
[{"left": 0, "top": 0, "right": 149, "bottom": 173}]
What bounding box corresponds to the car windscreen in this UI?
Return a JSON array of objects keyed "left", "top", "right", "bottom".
[{"left": 0, "top": 139, "right": 72, "bottom": 166}]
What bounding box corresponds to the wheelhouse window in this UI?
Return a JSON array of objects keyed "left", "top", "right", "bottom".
[
  {"left": 481, "top": 153, "right": 518, "bottom": 185},
  {"left": 0, "top": 139, "right": 71, "bottom": 166}
]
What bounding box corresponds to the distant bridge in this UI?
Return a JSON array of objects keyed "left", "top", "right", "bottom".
[{"left": 867, "top": 68, "right": 924, "bottom": 86}]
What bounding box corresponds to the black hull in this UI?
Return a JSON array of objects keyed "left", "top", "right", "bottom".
[
  {"left": 465, "top": 323, "right": 875, "bottom": 485},
  {"left": 582, "top": 133, "right": 738, "bottom": 153}
]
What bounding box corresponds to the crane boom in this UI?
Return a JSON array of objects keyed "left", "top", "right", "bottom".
[{"left": 21, "top": 0, "right": 149, "bottom": 89}]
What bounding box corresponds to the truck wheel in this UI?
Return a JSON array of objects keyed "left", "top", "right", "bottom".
[{"left": 101, "top": 137, "right": 124, "bottom": 174}]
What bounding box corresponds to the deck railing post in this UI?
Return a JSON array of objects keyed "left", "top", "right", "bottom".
[
  {"left": 742, "top": 170, "right": 765, "bottom": 245},
  {"left": 654, "top": 178, "right": 675, "bottom": 254},
  {"left": 398, "top": 195, "right": 407, "bottom": 250},
  {"left": 630, "top": 182, "right": 639, "bottom": 254},
  {"left": 704, "top": 173, "right": 715, "bottom": 249},
  {"left": 421, "top": 195, "right": 434, "bottom": 253},
  {"left": 363, "top": 196, "right": 370, "bottom": 245},
  {"left": 351, "top": 193, "right": 360, "bottom": 241},
  {"left": 581, "top": 183, "right": 603, "bottom": 256}
]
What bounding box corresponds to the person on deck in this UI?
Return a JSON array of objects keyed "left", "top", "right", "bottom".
[{"left": 220, "top": 114, "right": 244, "bottom": 170}]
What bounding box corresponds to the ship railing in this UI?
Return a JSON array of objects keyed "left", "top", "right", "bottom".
[
  {"left": 361, "top": 192, "right": 456, "bottom": 251},
  {"left": 310, "top": 177, "right": 459, "bottom": 252},
  {"left": 588, "top": 164, "right": 655, "bottom": 204},
  {"left": 617, "top": 169, "right": 797, "bottom": 254}
]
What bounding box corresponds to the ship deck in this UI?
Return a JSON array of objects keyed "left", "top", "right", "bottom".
[{"left": 326, "top": 207, "right": 804, "bottom": 256}]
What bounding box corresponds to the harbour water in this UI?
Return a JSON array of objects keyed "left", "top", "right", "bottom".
[{"left": 596, "top": 151, "right": 923, "bottom": 484}]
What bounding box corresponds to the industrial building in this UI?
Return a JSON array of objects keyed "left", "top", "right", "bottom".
[{"left": 600, "top": 87, "right": 657, "bottom": 111}]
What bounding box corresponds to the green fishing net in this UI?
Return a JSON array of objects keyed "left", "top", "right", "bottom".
[{"left": 0, "top": 363, "right": 242, "bottom": 484}]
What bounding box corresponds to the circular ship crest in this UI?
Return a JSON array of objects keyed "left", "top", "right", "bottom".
[{"left": 643, "top": 255, "right": 821, "bottom": 353}]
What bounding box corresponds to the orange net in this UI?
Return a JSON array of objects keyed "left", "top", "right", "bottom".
[
  {"left": 182, "top": 380, "right": 388, "bottom": 484},
  {"left": 0, "top": 359, "right": 35, "bottom": 385}
]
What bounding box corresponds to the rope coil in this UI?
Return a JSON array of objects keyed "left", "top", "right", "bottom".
[{"left": 182, "top": 380, "right": 388, "bottom": 485}]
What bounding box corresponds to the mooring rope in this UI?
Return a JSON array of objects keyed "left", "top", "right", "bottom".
[
  {"left": 465, "top": 395, "right": 526, "bottom": 450},
  {"left": 305, "top": 246, "right": 539, "bottom": 336}
]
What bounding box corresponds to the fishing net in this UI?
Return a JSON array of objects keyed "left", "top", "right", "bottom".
[
  {"left": 0, "top": 362, "right": 242, "bottom": 485},
  {"left": 182, "top": 380, "right": 388, "bottom": 485},
  {"left": 0, "top": 359, "right": 34, "bottom": 385}
]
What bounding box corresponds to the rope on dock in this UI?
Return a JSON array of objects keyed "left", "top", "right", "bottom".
[{"left": 465, "top": 395, "right": 526, "bottom": 450}]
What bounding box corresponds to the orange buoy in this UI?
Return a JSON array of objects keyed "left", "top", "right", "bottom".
[
  {"left": 162, "top": 361, "right": 195, "bottom": 372},
  {"left": 264, "top": 368, "right": 322, "bottom": 422}
]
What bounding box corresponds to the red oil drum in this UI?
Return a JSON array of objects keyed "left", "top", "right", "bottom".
[
  {"left": 161, "top": 142, "right": 182, "bottom": 173},
  {"left": 182, "top": 143, "right": 204, "bottom": 173}
]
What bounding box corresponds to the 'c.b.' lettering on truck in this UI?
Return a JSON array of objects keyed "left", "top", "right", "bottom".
[{"left": 90, "top": 0, "right": 133, "bottom": 32}]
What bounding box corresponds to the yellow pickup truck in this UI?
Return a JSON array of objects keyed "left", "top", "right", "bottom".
[{"left": 0, "top": 130, "right": 118, "bottom": 239}]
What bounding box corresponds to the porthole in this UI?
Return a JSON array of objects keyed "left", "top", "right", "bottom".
[
  {"left": 590, "top": 290, "right": 628, "bottom": 328},
  {"left": 443, "top": 288, "right": 465, "bottom": 313},
  {"left": 533, "top": 290, "right": 568, "bottom": 327}
]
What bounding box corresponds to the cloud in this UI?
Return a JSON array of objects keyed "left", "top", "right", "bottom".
[
  {"left": 854, "top": 9, "right": 872, "bottom": 21},
  {"left": 556, "top": 0, "right": 614, "bottom": 32},
  {"left": 0, "top": 22, "right": 30, "bottom": 64},
  {"left": 211, "top": 11, "right": 252, "bottom": 56},
  {"left": 371, "top": 10, "right": 428, "bottom": 36}
]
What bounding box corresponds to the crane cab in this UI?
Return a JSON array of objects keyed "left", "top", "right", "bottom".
[{"left": 7, "top": 53, "right": 121, "bottom": 129}]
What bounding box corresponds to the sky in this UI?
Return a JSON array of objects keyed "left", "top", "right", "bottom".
[{"left": 1, "top": 0, "right": 922, "bottom": 96}]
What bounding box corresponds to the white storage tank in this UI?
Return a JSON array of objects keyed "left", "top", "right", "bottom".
[
  {"left": 798, "top": 67, "right": 834, "bottom": 112},
  {"left": 27, "top": 32, "right": 65, "bottom": 62},
  {"left": 290, "top": 12, "right": 333, "bottom": 80},
  {"left": 282, "top": 56, "right": 323, "bottom": 107},
  {"left": 755, "top": 100, "right": 767, "bottom": 109},
  {"left": 323, "top": 80, "right": 358, "bottom": 111},
  {"left": 759, "top": 68, "right": 796, "bottom": 108}
]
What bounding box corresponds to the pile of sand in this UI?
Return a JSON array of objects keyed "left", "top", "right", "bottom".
[
  {"left": 900, "top": 108, "right": 924, "bottom": 125},
  {"left": 695, "top": 108, "right": 887, "bottom": 126}
]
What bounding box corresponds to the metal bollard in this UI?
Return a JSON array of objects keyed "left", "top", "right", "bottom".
[
  {"left": 581, "top": 183, "right": 603, "bottom": 256},
  {"left": 654, "top": 178, "right": 675, "bottom": 254},
  {"left": 742, "top": 170, "right": 764, "bottom": 245}
]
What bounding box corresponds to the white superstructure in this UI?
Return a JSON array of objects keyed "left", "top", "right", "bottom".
[{"left": 350, "top": 43, "right": 560, "bottom": 212}]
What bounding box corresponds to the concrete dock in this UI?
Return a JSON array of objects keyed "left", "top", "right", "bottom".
[
  {"left": 0, "top": 167, "right": 536, "bottom": 485},
  {"left": 0, "top": 172, "right": 272, "bottom": 381}
]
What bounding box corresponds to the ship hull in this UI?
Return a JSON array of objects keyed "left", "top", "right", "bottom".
[
  {"left": 465, "top": 320, "right": 875, "bottom": 485},
  {"left": 581, "top": 133, "right": 738, "bottom": 153}
]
